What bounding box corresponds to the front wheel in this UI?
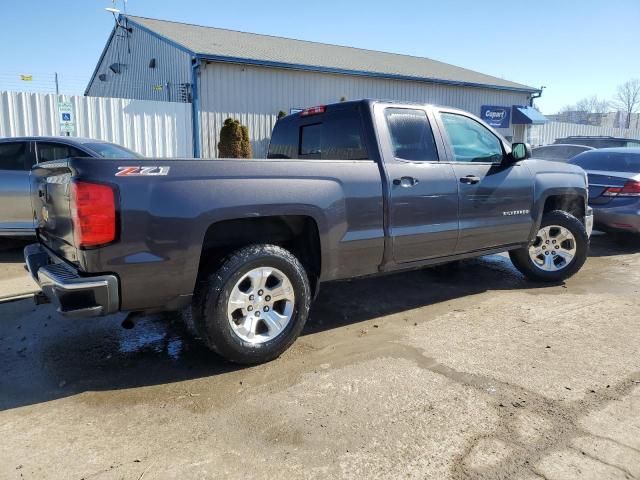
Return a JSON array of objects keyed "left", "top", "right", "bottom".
[
  {"left": 510, "top": 210, "right": 589, "bottom": 282},
  {"left": 192, "top": 244, "right": 311, "bottom": 364}
]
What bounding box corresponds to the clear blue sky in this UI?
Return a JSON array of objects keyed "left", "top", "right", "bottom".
[{"left": 1, "top": 0, "right": 638, "bottom": 113}]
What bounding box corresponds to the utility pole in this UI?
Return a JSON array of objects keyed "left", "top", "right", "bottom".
[{"left": 54, "top": 72, "right": 59, "bottom": 96}]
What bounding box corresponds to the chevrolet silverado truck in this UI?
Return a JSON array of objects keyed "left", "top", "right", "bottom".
[{"left": 25, "top": 100, "right": 594, "bottom": 364}]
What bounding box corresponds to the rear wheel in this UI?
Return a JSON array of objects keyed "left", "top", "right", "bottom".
[
  {"left": 510, "top": 210, "right": 588, "bottom": 282},
  {"left": 192, "top": 244, "right": 311, "bottom": 364}
]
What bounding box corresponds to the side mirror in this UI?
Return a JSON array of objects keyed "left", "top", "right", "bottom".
[{"left": 510, "top": 142, "right": 531, "bottom": 161}]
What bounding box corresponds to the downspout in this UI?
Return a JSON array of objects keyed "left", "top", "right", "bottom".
[
  {"left": 529, "top": 86, "right": 545, "bottom": 107},
  {"left": 191, "top": 57, "right": 201, "bottom": 158}
]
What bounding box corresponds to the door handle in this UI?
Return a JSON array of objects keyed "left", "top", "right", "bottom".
[
  {"left": 393, "top": 176, "right": 419, "bottom": 187},
  {"left": 460, "top": 175, "right": 480, "bottom": 185}
]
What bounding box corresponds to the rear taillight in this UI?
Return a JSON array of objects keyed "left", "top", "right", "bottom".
[
  {"left": 71, "top": 181, "right": 116, "bottom": 248},
  {"left": 602, "top": 180, "right": 640, "bottom": 197}
]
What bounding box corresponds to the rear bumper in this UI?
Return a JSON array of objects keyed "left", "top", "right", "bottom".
[
  {"left": 24, "top": 243, "right": 119, "bottom": 318},
  {"left": 592, "top": 204, "right": 640, "bottom": 234}
]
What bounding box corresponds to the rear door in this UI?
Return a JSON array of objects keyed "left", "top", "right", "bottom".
[
  {"left": 374, "top": 104, "right": 459, "bottom": 263},
  {"left": 0, "top": 141, "right": 36, "bottom": 234},
  {"left": 435, "top": 109, "right": 534, "bottom": 254}
]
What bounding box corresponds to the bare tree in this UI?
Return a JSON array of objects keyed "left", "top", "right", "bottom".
[
  {"left": 557, "top": 96, "right": 609, "bottom": 124},
  {"left": 575, "top": 95, "right": 609, "bottom": 115},
  {"left": 612, "top": 79, "right": 640, "bottom": 128}
]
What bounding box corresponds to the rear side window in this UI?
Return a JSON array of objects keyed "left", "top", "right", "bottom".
[
  {"left": 384, "top": 108, "right": 439, "bottom": 161},
  {"left": 267, "top": 106, "right": 368, "bottom": 160},
  {"left": 300, "top": 124, "right": 322, "bottom": 156},
  {"left": 571, "top": 152, "right": 640, "bottom": 172},
  {"left": 268, "top": 118, "right": 298, "bottom": 159},
  {"left": 37, "top": 143, "right": 88, "bottom": 163},
  {"left": 0, "top": 142, "right": 29, "bottom": 170}
]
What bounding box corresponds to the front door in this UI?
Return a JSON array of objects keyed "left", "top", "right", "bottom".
[
  {"left": 0, "top": 141, "right": 35, "bottom": 234},
  {"left": 375, "top": 105, "right": 459, "bottom": 263},
  {"left": 436, "top": 111, "right": 534, "bottom": 253}
]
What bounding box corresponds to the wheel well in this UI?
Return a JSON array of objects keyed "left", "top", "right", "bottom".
[
  {"left": 543, "top": 195, "right": 585, "bottom": 221},
  {"left": 198, "top": 215, "right": 321, "bottom": 288}
]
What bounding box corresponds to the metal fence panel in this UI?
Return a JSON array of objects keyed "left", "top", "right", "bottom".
[
  {"left": 529, "top": 121, "right": 640, "bottom": 146},
  {"left": 0, "top": 91, "right": 193, "bottom": 158}
]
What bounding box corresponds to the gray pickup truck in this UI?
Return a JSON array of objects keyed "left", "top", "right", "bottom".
[{"left": 25, "top": 100, "right": 593, "bottom": 364}]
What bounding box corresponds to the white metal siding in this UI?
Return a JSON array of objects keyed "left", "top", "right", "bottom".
[
  {"left": 198, "top": 62, "right": 530, "bottom": 158},
  {"left": 529, "top": 121, "right": 640, "bottom": 146},
  {"left": 86, "top": 25, "right": 192, "bottom": 102},
  {"left": 0, "top": 91, "right": 193, "bottom": 158}
]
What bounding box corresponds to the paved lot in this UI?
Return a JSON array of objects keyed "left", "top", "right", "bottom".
[{"left": 0, "top": 235, "right": 639, "bottom": 479}]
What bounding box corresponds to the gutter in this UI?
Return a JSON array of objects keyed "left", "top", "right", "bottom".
[{"left": 194, "top": 53, "right": 539, "bottom": 95}]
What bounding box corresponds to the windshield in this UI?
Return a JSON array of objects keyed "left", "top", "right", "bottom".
[{"left": 84, "top": 143, "right": 143, "bottom": 159}]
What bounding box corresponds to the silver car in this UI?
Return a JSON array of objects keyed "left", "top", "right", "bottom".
[
  {"left": 0, "top": 137, "right": 141, "bottom": 237},
  {"left": 569, "top": 148, "right": 640, "bottom": 235}
]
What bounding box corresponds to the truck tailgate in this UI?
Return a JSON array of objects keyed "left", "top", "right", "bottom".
[{"left": 31, "top": 160, "right": 79, "bottom": 264}]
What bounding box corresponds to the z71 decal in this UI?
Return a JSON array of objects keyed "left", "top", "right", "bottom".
[{"left": 115, "top": 166, "right": 170, "bottom": 177}]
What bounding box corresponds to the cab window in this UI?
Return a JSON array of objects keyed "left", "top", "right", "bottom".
[{"left": 441, "top": 113, "right": 503, "bottom": 163}]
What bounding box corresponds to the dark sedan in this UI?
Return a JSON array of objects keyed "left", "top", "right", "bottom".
[
  {"left": 569, "top": 148, "right": 640, "bottom": 235},
  {"left": 0, "top": 136, "right": 141, "bottom": 237},
  {"left": 531, "top": 144, "right": 594, "bottom": 162}
]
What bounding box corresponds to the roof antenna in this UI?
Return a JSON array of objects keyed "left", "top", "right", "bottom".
[{"left": 105, "top": 0, "right": 132, "bottom": 32}]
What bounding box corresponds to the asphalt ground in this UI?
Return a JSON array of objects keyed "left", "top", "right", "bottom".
[{"left": 0, "top": 233, "right": 638, "bottom": 479}]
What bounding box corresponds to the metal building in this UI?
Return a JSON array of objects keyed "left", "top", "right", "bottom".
[{"left": 86, "top": 15, "right": 544, "bottom": 158}]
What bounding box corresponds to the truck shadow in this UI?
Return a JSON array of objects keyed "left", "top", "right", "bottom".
[
  {"left": 587, "top": 231, "right": 639, "bottom": 257},
  {"left": 0, "top": 239, "right": 31, "bottom": 263},
  {"left": 0, "top": 235, "right": 630, "bottom": 411}
]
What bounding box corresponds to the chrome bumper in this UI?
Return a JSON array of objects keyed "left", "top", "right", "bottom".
[
  {"left": 24, "top": 243, "right": 119, "bottom": 318},
  {"left": 585, "top": 207, "right": 594, "bottom": 238}
]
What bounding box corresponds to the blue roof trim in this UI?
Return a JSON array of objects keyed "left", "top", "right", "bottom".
[
  {"left": 84, "top": 26, "right": 117, "bottom": 96},
  {"left": 123, "top": 16, "right": 195, "bottom": 56},
  {"left": 512, "top": 105, "right": 548, "bottom": 125},
  {"left": 195, "top": 53, "right": 539, "bottom": 94}
]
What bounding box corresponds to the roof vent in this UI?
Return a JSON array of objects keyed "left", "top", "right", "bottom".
[
  {"left": 149, "top": 58, "right": 156, "bottom": 69},
  {"left": 109, "top": 63, "right": 122, "bottom": 74},
  {"left": 98, "top": 73, "right": 107, "bottom": 82}
]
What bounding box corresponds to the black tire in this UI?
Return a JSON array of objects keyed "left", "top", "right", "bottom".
[
  {"left": 192, "top": 244, "right": 311, "bottom": 365},
  {"left": 509, "top": 210, "right": 589, "bottom": 283}
]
